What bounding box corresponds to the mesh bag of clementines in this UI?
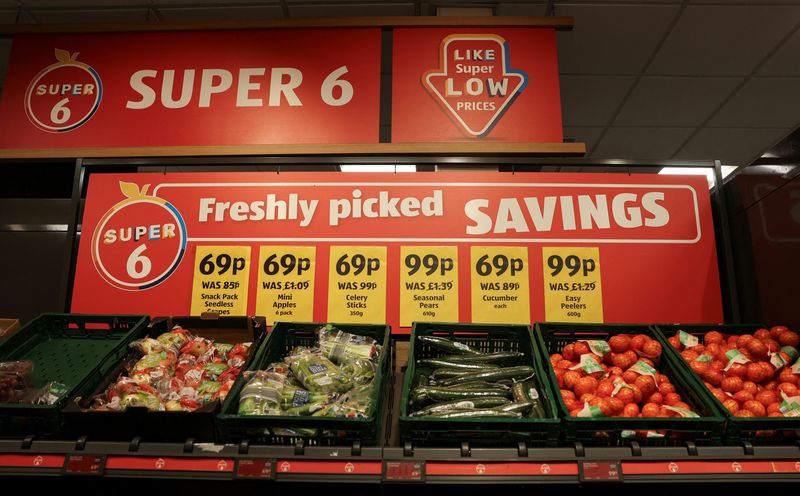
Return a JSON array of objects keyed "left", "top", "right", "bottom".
[
  {"left": 535, "top": 323, "right": 724, "bottom": 447},
  {"left": 653, "top": 324, "right": 800, "bottom": 445}
]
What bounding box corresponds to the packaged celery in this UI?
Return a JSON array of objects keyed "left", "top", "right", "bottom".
[{"left": 317, "top": 324, "right": 381, "bottom": 364}]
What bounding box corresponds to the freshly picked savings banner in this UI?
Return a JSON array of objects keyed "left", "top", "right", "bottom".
[
  {"left": 392, "top": 28, "right": 562, "bottom": 143},
  {"left": 71, "top": 172, "right": 723, "bottom": 329},
  {"left": 0, "top": 29, "right": 381, "bottom": 148}
]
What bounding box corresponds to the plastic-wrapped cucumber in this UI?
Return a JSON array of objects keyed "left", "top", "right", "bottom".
[
  {"left": 410, "top": 397, "right": 511, "bottom": 416},
  {"left": 430, "top": 367, "right": 498, "bottom": 381},
  {"left": 440, "top": 351, "right": 525, "bottom": 364},
  {"left": 418, "top": 359, "right": 499, "bottom": 370},
  {"left": 429, "top": 409, "right": 522, "bottom": 419},
  {"left": 440, "top": 366, "right": 535, "bottom": 386},
  {"left": 494, "top": 402, "right": 534, "bottom": 414},
  {"left": 418, "top": 336, "right": 482, "bottom": 355},
  {"left": 444, "top": 381, "right": 510, "bottom": 390},
  {"left": 411, "top": 386, "right": 513, "bottom": 405}
]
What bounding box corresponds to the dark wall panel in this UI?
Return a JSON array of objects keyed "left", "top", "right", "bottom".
[
  {"left": 0, "top": 231, "right": 69, "bottom": 323},
  {"left": 726, "top": 165, "right": 800, "bottom": 327}
]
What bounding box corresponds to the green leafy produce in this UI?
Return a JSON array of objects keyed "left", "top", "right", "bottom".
[
  {"left": 318, "top": 324, "right": 381, "bottom": 364},
  {"left": 288, "top": 350, "right": 351, "bottom": 394}
]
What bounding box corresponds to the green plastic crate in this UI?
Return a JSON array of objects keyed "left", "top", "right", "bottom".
[
  {"left": 652, "top": 323, "right": 800, "bottom": 445},
  {"left": 0, "top": 313, "right": 149, "bottom": 439},
  {"left": 399, "top": 322, "right": 560, "bottom": 448},
  {"left": 217, "top": 322, "right": 390, "bottom": 446},
  {"left": 535, "top": 322, "right": 725, "bottom": 447},
  {"left": 63, "top": 315, "right": 266, "bottom": 442}
]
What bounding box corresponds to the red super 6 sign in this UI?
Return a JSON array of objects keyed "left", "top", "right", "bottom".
[
  {"left": 0, "top": 29, "right": 381, "bottom": 148},
  {"left": 393, "top": 28, "right": 563, "bottom": 143}
]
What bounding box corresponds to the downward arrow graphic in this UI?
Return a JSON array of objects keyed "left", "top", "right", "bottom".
[{"left": 423, "top": 34, "right": 527, "bottom": 138}]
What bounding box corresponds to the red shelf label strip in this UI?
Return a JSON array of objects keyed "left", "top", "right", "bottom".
[
  {"left": 384, "top": 461, "right": 424, "bottom": 481},
  {"left": 0, "top": 454, "right": 64, "bottom": 468},
  {"left": 65, "top": 455, "right": 104, "bottom": 475},
  {"left": 236, "top": 459, "right": 274, "bottom": 479},
  {"left": 622, "top": 460, "right": 800, "bottom": 475},
  {"left": 276, "top": 460, "right": 382, "bottom": 475},
  {"left": 105, "top": 456, "right": 234, "bottom": 472},
  {"left": 426, "top": 462, "right": 578, "bottom": 476}
]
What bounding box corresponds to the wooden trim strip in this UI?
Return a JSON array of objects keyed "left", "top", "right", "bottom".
[
  {"left": 0, "top": 16, "right": 574, "bottom": 36},
  {"left": 0, "top": 142, "right": 586, "bottom": 160}
]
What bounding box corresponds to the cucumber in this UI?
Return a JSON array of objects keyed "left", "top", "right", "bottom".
[
  {"left": 494, "top": 401, "right": 534, "bottom": 414},
  {"left": 418, "top": 359, "right": 499, "bottom": 370},
  {"left": 441, "top": 351, "right": 525, "bottom": 364},
  {"left": 512, "top": 381, "right": 529, "bottom": 403},
  {"left": 524, "top": 383, "right": 546, "bottom": 418},
  {"left": 429, "top": 409, "right": 522, "bottom": 419},
  {"left": 418, "top": 336, "right": 482, "bottom": 355},
  {"left": 411, "top": 386, "right": 513, "bottom": 404},
  {"left": 410, "top": 397, "right": 511, "bottom": 417},
  {"left": 431, "top": 367, "right": 498, "bottom": 381},
  {"left": 446, "top": 381, "right": 509, "bottom": 390},
  {"left": 440, "top": 366, "right": 535, "bottom": 386}
]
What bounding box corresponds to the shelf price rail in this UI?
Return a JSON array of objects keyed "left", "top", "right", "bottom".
[{"left": 2, "top": 437, "right": 800, "bottom": 483}]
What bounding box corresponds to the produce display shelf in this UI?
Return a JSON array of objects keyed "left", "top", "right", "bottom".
[{"left": 1, "top": 339, "right": 800, "bottom": 485}]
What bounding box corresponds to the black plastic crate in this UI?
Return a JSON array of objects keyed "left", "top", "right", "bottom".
[
  {"left": 63, "top": 315, "right": 265, "bottom": 442},
  {"left": 217, "top": 322, "right": 390, "bottom": 447},
  {"left": 653, "top": 323, "right": 800, "bottom": 445},
  {"left": 535, "top": 322, "right": 725, "bottom": 447},
  {"left": 0, "top": 313, "right": 149, "bottom": 439},
  {"left": 399, "top": 322, "right": 560, "bottom": 448}
]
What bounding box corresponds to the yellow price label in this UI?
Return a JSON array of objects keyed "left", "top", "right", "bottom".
[
  {"left": 255, "top": 246, "right": 315, "bottom": 324},
  {"left": 399, "top": 246, "right": 458, "bottom": 326},
  {"left": 470, "top": 246, "right": 530, "bottom": 324},
  {"left": 327, "top": 246, "right": 387, "bottom": 323},
  {"left": 190, "top": 246, "right": 251, "bottom": 316},
  {"left": 542, "top": 247, "right": 603, "bottom": 322}
]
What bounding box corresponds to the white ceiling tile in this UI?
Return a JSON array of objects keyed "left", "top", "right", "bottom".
[
  {"left": 591, "top": 127, "right": 695, "bottom": 159},
  {"left": 556, "top": 4, "right": 680, "bottom": 74},
  {"left": 290, "top": 3, "right": 415, "bottom": 17},
  {"left": 674, "top": 127, "right": 792, "bottom": 165},
  {"left": 709, "top": 78, "right": 800, "bottom": 128},
  {"left": 563, "top": 126, "right": 604, "bottom": 152},
  {"left": 759, "top": 28, "right": 800, "bottom": 76},
  {"left": 33, "top": 8, "right": 148, "bottom": 23},
  {"left": 615, "top": 76, "right": 741, "bottom": 126},
  {"left": 649, "top": 5, "right": 800, "bottom": 76},
  {"left": 159, "top": 5, "right": 283, "bottom": 21},
  {"left": 560, "top": 75, "right": 636, "bottom": 126},
  {"left": 496, "top": 3, "right": 547, "bottom": 16}
]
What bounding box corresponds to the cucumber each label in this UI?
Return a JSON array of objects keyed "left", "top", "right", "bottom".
[
  {"left": 327, "top": 246, "right": 387, "bottom": 323},
  {"left": 256, "top": 246, "right": 316, "bottom": 323},
  {"left": 399, "top": 246, "right": 458, "bottom": 326},
  {"left": 470, "top": 246, "right": 530, "bottom": 324},
  {"left": 190, "top": 246, "right": 251, "bottom": 315},
  {"left": 542, "top": 247, "right": 604, "bottom": 323}
]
